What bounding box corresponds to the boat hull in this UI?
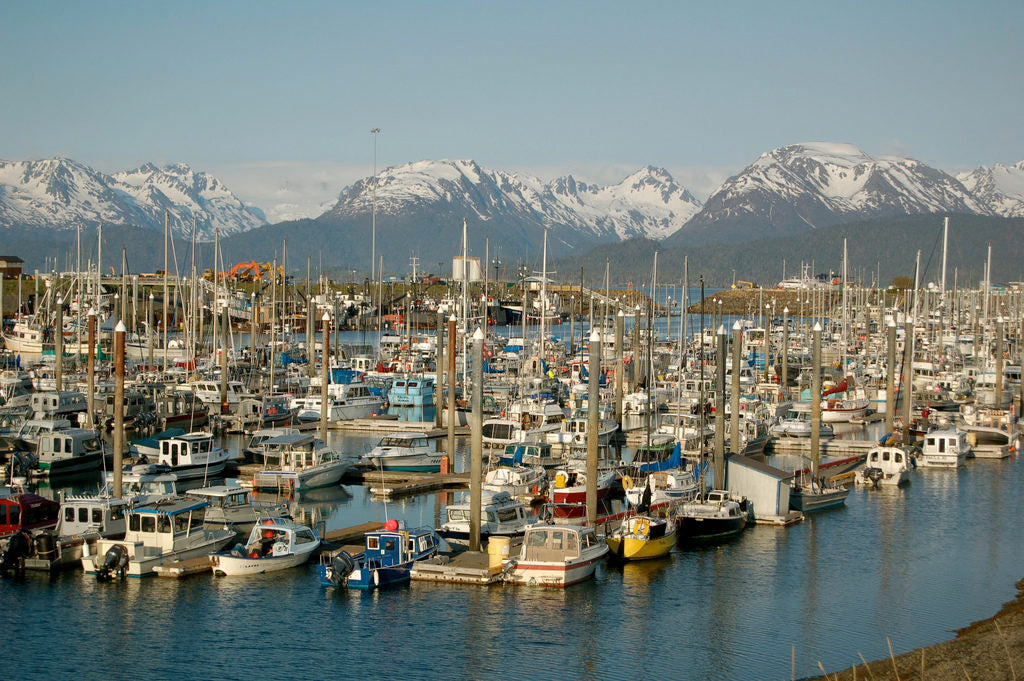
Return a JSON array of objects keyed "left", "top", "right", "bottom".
[
  {"left": 507, "top": 550, "right": 607, "bottom": 587},
  {"left": 606, "top": 531, "right": 676, "bottom": 560},
  {"left": 211, "top": 548, "right": 315, "bottom": 576}
]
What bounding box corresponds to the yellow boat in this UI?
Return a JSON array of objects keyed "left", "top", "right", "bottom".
[{"left": 605, "top": 514, "right": 676, "bottom": 561}]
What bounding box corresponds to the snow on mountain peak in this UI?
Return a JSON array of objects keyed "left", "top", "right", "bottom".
[
  {"left": 0, "top": 158, "right": 265, "bottom": 238},
  {"left": 323, "top": 159, "right": 702, "bottom": 241}
]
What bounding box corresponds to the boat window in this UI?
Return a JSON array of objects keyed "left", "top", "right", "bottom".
[
  {"left": 158, "top": 514, "right": 171, "bottom": 533},
  {"left": 174, "top": 514, "right": 188, "bottom": 533},
  {"left": 496, "top": 507, "right": 519, "bottom": 523},
  {"left": 92, "top": 508, "right": 103, "bottom": 524},
  {"left": 551, "top": 531, "right": 565, "bottom": 551},
  {"left": 65, "top": 438, "right": 73, "bottom": 454},
  {"left": 367, "top": 537, "right": 379, "bottom": 550},
  {"left": 65, "top": 507, "right": 75, "bottom": 522},
  {"left": 939, "top": 439, "right": 946, "bottom": 452},
  {"left": 141, "top": 515, "right": 156, "bottom": 533},
  {"left": 448, "top": 509, "right": 468, "bottom": 522},
  {"left": 295, "top": 530, "right": 316, "bottom": 544},
  {"left": 130, "top": 514, "right": 140, "bottom": 532},
  {"left": 926, "top": 438, "right": 935, "bottom": 448},
  {"left": 895, "top": 452, "right": 903, "bottom": 463},
  {"left": 190, "top": 509, "right": 205, "bottom": 529},
  {"left": 882, "top": 451, "right": 890, "bottom": 462},
  {"left": 384, "top": 539, "right": 396, "bottom": 551},
  {"left": 76, "top": 507, "right": 88, "bottom": 523}
]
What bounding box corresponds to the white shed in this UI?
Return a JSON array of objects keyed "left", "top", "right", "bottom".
[{"left": 726, "top": 454, "right": 801, "bottom": 525}]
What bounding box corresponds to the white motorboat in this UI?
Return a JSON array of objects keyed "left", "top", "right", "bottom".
[
  {"left": 185, "top": 484, "right": 290, "bottom": 534},
  {"left": 503, "top": 523, "right": 608, "bottom": 587},
  {"left": 82, "top": 497, "right": 236, "bottom": 578},
  {"left": 855, "top": 446, "right": 912, "bottom": 486},
  {"left": 210, "top": 519, "right": 319, "bottom": 576},
  {"left": 251, "top": 432, "right": 356, "bottom": 491},
  {"left": 364, "top": 432, "right": 442, "bottom": 472},
  {"left": 771, "top": 407, "right": 834, "bottom": 439},
  {"left": 155, "top": 431, "right": 230, "bottom": 481},
  {"left": 438, "top": 491, "right": 530, "bottom": 546},
  {"left": 918, "top": 429, "right": 970, "bottom": 468}
]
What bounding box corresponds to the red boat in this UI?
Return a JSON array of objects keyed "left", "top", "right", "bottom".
[{"left": 0, "top": 493, "right": 60, "bottom": 540}]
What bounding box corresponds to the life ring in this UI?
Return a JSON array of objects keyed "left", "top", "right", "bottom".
[{"left": 622, "top": 475, "right": 634, "bottom": 491}]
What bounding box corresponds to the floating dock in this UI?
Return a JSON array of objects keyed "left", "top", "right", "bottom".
[
  {"left": 153, "top": 557, "right": 213, "bottom": 579},
  {"left": 321, "top": 521, "right": 385, "bottom": 546},
  {"left": 411, "top": 551, "right": 504, "bottom": 585},
  {"left": 768, "top": 437, "right": 876, "bottom": 456},
  {"left": 367, "top": 471, "right": 471, "bottom": 498}
]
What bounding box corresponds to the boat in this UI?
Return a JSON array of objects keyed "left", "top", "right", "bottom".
[
  {"left": 16, "top": 494, "right": 132, "bottom": 571},
  {"left": 770, "top": 407, "right": 835, "bottom": 439},
  {"left": 437, "top": 491, "right": 530, "bottom": 546},
  {"left": 154, "top": 431, "right": 230, "bottom": 481},
  {"left": 129, "top": 428, "right": 187, "bottom": 460},
  {"left": 789, "top": 479, "right": 849, "bottom": 512},
  {"left": 242, "top": 427, "right": 300, "bottom": 462},
  {"left": 30, "top": 390, "right": 89, "bottom": 421},
  {"left": 153, "top": 390, "right": 210, "bottom": 430},
  {"left": 503, "top": 522, "right": 609, "bottom": 587},
  {"left": 0, "top": 492, "right": 60, "bottom": 540},
  {"left": 35, "top": 428, "right": 105, "bottom": 476},
  {"left": 17, "top": 417, "right": 73, "bottom": 445},
  {"left": 82, "top": 497, "right": 236, "bottom": 578},
  {"left": 918, "top": 429, "right": 970, "bottom": 468},
  {"left": 101, "top": 465, "right": 178, "bottom": 505},
  {"left": 550, "top": 464, "right": 617, "bottom": 506},
  {"left": 317, "top": 519, "right": 440, "bottom": 589},
  {"left": 545, "top": 408, "right": 619, "bottom": 448},
  {"left": 855, "top": 446, "right": 912, "bottom": 486},
  {"left": 673, "top": 489, "right": 749, "bottom": 543},
  {"left": 251, "top": 432, "right": 356, "bottom": 491},
  {"left": 387, "top": 376, "right": 436, "bottom": 407},
  {"left": 482, "top": 462, "right": 548, "bottom": 501},
  {"left": 364, "top": 432, "right": 441, "bottom": 472},
  {"left": 605, "top": 514, "right": 676, "bottom": 561},
  {"left": 185, "top": 484, "right": 290, "bottom": 534},
  {"left": 294, "top": 370, "right": 384, "bottom": 421},
  {"left": 210, "top": 518, "right": 319, "bottom": 576}
]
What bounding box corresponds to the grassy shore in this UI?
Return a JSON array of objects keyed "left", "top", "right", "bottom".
[{"left": 806, "top": 579, "right": 1024, "bottom": 681}]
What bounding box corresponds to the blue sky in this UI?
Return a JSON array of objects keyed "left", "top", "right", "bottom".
[{"left": 3, "top": 1, "right": 1021, "bottom": 219}]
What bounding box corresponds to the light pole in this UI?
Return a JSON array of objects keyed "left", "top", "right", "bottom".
[{"left": 370, "top": 127, "right": 381, "bottom": 282}]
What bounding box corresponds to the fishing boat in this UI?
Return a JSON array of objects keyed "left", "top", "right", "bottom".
[
  {"left": 855, "top": 446, "right": 912, "bottom": 486},
  {"left": 154, "top": 431, "right": 230, "bottom": 481},
  {"left": 364, "top": 432, "right": 441, "bottom": 472},
  {"left": 35, "top": 428, "right": 105, "bottom": 476},
  {"left": 437, "top": 491, "right": 530, "bottom": 546},
  {"left": 82, "top": 497, "right": 236, "bottom": 578},
  {"left": 251, "top": 432, "right": 356, "bottom": 491},
  {"left": 185, "top": 484, "right": 289, "bottom": 534},
  {"left": 503, "top": 523, "right": 608, "bottom": 587},
  {"left": 317, "top": 519, "right": 439, "bottom": 589},
  {"left": 153, "top": 390, "right": 210, "bottom": 430},
  {"left": 918, "top": 429, "right": 970, "bottom": 468},
  {"left": 387, "top": 376, "right": 436, "bottom": 407},
  {"left": 605, "top": 514, "right": 676, "bottom": 561},
  {"left": 210, "top": 519, "right": 319, "bottom": 576},
  {"left": 0, "top": 492, "right": 60, "bottom": 540}
]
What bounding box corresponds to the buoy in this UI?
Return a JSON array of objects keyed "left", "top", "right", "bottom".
[{"left": 385, "top": 519, "right": 399, "bottom": 531}]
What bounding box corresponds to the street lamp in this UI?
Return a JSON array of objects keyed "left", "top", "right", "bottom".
[{"left": 370, "top": 127, "right": 381, "bottom": 282}]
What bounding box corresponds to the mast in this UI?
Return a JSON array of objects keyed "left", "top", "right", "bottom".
[
  {"left": 539, "top": 226, "right": 548, "bottom": 372},
  {"left": 163, "top": 209, "right": 169, "bottom": 370}
]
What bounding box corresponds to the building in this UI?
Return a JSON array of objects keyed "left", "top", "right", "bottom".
[
  {"left": 0, "top": 256, "right": 24, "bottom": 279},
  {"left": 726, "top": 454, "right": 803, "bottom": 525}
]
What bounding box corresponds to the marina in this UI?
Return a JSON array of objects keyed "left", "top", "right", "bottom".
[{"left": 3, "top": 270, "right": 1024, "bottom": 679}]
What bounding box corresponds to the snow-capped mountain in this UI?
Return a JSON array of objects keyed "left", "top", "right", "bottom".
[
  {"left": 957, "top": 161, "right": 1024, "bottom": 218},
  {"left": 667, "top": 142, "right": 994, "bottom": 247},
  {"left": 0, "top": 158, "right": 266, "bottom": 239},
  {"left": 319, "top": 159, "right": 701, "bottom": 243}
]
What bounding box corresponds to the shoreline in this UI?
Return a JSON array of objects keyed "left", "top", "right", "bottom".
[{"left": 807, "top": 578, "right": 1024, "bottom": 681}]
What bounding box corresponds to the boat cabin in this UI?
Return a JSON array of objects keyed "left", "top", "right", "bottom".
[
  {"left": 521, "top": 524, "right": 598, "bottom": 563},
  {"left": 31, "top": 391, "right": 89, "bottom": 419},
  {"left": 58, "top": 495, "right": 128, "bottom": 537},
  {"left": 17, "top": 418, "right": 73, "bottom": 443},
  {"left": 0, "top": 493, "right": 60, "bottom": 539},
  {"left": 125, "top": 498, "right": 210, "bottom": 550},
  {"left": 36, "top": 428, "right": 104, "bottom": 472},
  {"left": 158, "top": 432, "right": 219, "bottom": 467}
]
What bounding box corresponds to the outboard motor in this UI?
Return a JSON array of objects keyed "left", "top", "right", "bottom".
[
  {"left": 96, "top": 544, "right": 130, "bottom": 582},
  {"left": 325, "top": 551, "right": 356, "bottom": 587},
  {"left": 0, "top": 530, "right": 31, "bottom": 576}
]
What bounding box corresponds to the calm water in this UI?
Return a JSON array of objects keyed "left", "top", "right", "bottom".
[{"left": 5, "top": 423, "right": 1023, "bottom": 681}]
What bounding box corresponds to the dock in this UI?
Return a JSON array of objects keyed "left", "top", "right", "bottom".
[
  {"left": 367, "top": 471, "right": 471, "bottom": 498},
  {"left": 767, "top": 436, "right": 877, "bottom": 456},
  {"left": 321, "top": 521, "right": 385, "bottom": 546},
  {"left": 410, "top": 551, "right": 505, "bottom": 585},
  {"left": 153, "top": 557, "right": 213, "bottom": 579}
]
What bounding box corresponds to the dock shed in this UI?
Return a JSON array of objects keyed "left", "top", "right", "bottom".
[
  {"left": 0, "top": 256, "right": 24, "bottom": 278},
  {"left": 726, "top": 454, "right": 802, "bottom": 525}
]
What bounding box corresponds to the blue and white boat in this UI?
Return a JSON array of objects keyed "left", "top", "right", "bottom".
[
  {"left": 318, "top": 520, "right": 439, "bottom": 589},
  {"left": 387, "top": 376, "right": 435, "bottom": 407},
  {"left": 363, "top": 432, "right": 442, "bottom": 472}
]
